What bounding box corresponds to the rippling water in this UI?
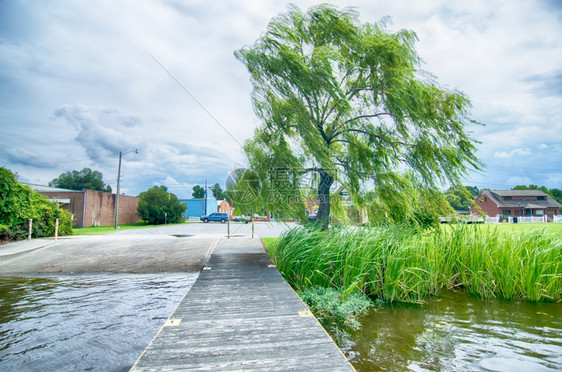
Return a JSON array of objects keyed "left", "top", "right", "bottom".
[
  {"left": 343, "top": 291, "right": 562, "bottom": 371},
  {"left": 0, "top": 274, "right": 197, "bottom": 371}
]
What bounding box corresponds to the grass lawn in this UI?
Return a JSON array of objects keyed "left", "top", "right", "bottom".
[
  {"left": 72, "top": 221, "right": 189, "bottom": 235},
  {"left": 261, "top": 237, "right": 278, "bottom": 250},
  {"left": 475, "top": 222, "right": 562, "bottom": 237},
  {"left": 261, "top": 224, "right": 562, "bottom": 245}
]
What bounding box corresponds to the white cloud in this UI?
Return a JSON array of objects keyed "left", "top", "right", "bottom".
[
  {"left": 1, "top": 0, "right": 561, "bottom": 195},
  {"left": 494, "top": 148, "right": 532, "bottom": 159}
]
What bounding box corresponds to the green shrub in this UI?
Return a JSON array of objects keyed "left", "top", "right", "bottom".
[
  {"left": 137, "top": 186, "right": 187, "bottom": 225},
  {"left": 0, "top": 167, "right": 72, "bottom": 240},
  {"left": 0, "top": 224, "right": 8, "bottom": 242},
  {"left": 298, "top": 287, "right": 376, "bottom": 330}
]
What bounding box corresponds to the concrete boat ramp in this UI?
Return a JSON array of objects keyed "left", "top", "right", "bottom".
[{"left": 130, "top": 237, "right": 354, "bottom": 371}]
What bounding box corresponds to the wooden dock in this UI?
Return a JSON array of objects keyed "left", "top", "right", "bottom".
[{"left": 130, "top": 238, "right": 354, "bottom": 371}]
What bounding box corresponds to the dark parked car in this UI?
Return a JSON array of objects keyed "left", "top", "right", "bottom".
[
  {"left": 306, "top": 214, "right": 331, "bottom": 223},
  {"left": 201, "top": 212, "right": 229, "bottom": 223}
]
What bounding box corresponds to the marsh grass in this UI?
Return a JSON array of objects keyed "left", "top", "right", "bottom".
[{"left": 268, "top": 225, "right": 561, "bottom": 304}]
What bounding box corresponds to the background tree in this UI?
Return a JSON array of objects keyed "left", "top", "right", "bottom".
[
  {"left": 512, "top": 184, "right": 549, "bottom": 193},
  {"left": 49, "top": 168, "right": 112, "bottom": 192},
  {"left": 137, "top": 186, "right": 186, "bottom": 225},
  {"left": 444, "top": 185, "right": 479, "bottom": 211},
  {"left": 211, "top": 183, "right": 232, "bottom": 201},
  {"left": 191, "top": 185, "right": 205, "bottom": 198},
  {"left": 235, "top": 5, "right": 481, "bottom": 228},
  {"left": 550, "top": 189, "right": 562, "bottom": 206}
]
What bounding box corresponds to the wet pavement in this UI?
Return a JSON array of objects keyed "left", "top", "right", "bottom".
[{"left": 0, "top": 222, "right": 296, "bottom": 275}]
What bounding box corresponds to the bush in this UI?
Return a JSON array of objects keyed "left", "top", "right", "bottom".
[
  {"left": 0, "top": 224, "right": 8, "bottom": 243},
  {"left": 137, "top": 186, "right": 187, "bottom": 225},
  {"left": 298, "top": 287, "right": 376, "bottom": 330},
  {"left": 0, "top": 167, "right": 72, "bottom": 241}
]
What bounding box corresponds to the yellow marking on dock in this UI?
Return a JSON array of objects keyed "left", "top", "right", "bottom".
[
  {"left": 298, "top": 309, "right": 314, "bottom": 317},
  {"left": 164, "top": 318, "right": 182, "bottom": 326}
]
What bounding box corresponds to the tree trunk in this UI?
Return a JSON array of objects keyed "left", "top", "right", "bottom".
[{"left": 317, "top": 169, "right": 333, "bottom": 230}]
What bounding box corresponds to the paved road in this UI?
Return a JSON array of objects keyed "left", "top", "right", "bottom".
[
  {"left": 114, "top": 221, "right": 297, "bottom": 238},
  {"left": 0, "top": 222, "right": 297, "bottom": 275}
]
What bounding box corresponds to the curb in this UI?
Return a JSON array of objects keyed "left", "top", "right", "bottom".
[{"left": 0, "top": 240, "right": 57, "bottom": 262}]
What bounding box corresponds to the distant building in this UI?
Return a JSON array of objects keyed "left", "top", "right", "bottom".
[
  {"left": 217, "top": 200, "right": 234, "bottom": 217},
  {"left": 180, "top": 198, "right": 218, "bottom": 218},
  {"left": 471, "top": 189, "right": 560, "bottom": 219},
  {"left": 25, "top": 183, "right": 140, "bottom": 227}
]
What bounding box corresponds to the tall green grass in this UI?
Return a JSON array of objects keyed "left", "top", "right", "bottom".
[{"left": 268, "top": 225, "right": 561, "bottom": 303}]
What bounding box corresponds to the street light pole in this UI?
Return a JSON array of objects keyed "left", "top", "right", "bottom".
[
  {"left": 114, "top": 149, "right": 137, "bottom": 229},
  {"left": 204, "top": 179, "right": 207, "bottom": 216}
]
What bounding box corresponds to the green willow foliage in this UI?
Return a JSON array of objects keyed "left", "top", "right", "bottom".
[
  {"left": 268, "top": 225, "right": 561, "bottom": 303},
  {"left": 0, "top": 167, "right": 72, "bottom": 241},
  {"left": 235, "top": 4, "right": 482, "bottom": 228}
]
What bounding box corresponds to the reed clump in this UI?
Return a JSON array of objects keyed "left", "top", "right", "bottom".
[{"left": 268, "top": 225, "right": 561, "bottom": 303}]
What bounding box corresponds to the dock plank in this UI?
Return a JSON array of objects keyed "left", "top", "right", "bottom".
[{"left": 130, "top": 238, "right": 354, "bottom": 371}]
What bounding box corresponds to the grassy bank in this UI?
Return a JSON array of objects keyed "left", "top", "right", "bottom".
[
  {"left": 267, "top": 225, "right": 561, "bottom": 304},
  {"left": 72, "top": 221, "right": 154, "bottom": 235},
  {"left": 474, "top": 222, "right": 562, "bottom": 236}
]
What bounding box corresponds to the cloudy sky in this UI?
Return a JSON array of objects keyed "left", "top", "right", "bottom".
[{"left": 1, "top": 0, "right": 561, "bottom": 197}]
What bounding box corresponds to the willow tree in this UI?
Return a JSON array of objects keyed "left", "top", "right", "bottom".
[{"left": 234, "top": 4, "right": 481, "bottom": 228}]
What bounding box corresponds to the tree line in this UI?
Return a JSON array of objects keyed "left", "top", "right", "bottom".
[{"left": 191, "top": 183, "right": 229, "bottom": 201}]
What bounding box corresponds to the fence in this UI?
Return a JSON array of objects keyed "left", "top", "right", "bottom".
[
  {"left": 507, "top": 216, "right": 548, "bottom": 223},
  {"left": 444, "top": 214, "right": 560, "bottom": 224}
]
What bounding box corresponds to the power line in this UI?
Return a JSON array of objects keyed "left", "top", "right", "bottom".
[
  {"left": 147, "top": 52, "right": 243, "bottom": 148},
  {"left": 484, "top": 166, "right": 561, "bottom": 174}
]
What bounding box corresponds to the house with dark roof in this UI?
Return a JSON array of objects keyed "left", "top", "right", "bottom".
[{"left": 471, "top": 189, "right": 560, "bottom": 220}]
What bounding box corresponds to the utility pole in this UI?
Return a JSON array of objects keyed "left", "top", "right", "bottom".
[{"left": 114, "top": 149, "right": 138, "bottom": 229}]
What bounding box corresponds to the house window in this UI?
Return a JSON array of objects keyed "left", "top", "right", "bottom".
[
  {"left": 502, "top": 209, "right": 512, "bottom": 215},
  {"left": 503, "top": 196, "right": 512, "bottom": 200},
  {"left": 548, "top": 210, "right": 555, "bottom": 215},
  {"left": 535, "top": 210, "right": 544, "bottom": 216},
  {"left": 484, "top": 196, "right": 487, "bottom": 202},
  {"left": 537, "top": 196, "right": 546, "bottom": 200}
]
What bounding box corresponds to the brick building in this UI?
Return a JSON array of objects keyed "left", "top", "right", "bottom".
[
  {"left": 471, "top": 189, "right": 560, "bottom": 220},
  {"left": 217, "top": 199, "right": 234, "bottom": 217},
  {"left": 26, "top": 184, "right": 140, "bottom": 227}
]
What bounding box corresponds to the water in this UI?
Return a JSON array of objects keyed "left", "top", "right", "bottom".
[
  {"left": 2, "top": 277, "right": 560, "bottom": 372},
  {"left": 341, "top": 291, "right": 562, "bottom": 371},
  {"left": 0, "top": 274, "right": 197, "bottom": 371}
]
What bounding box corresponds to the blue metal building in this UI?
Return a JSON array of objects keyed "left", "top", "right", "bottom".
[{"left": 180, "top": 198, "right": 218, "bottom": 218}]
